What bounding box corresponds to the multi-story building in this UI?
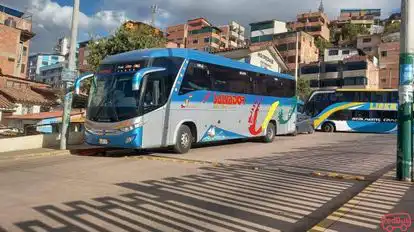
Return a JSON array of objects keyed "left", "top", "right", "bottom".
[
  {"left": 77, "top": 40, "right": 91, "bottom": 73},
  {"left": 378, "top": 32, "right": 400, "bottom": 89},
  {"left": 0, "top": 4, "right": 35, "bottom": 79},
  {"left": 356, "top": 34, "right": 381, "bottom": 57},
  {"left": 166, "top": 24, "right": 188, "bottom": 47},
  {"left": 300, "top": 55, "right": 379, "bottom": 89},
  {"left": 27, "top": 53, "right": 65, "bottom": 80},
  {"left": 186, "top": 18, "right": 226, "bottom": 52},
  {"left": 38, "top": 62, "right": 67, "bottom": 88},
  {"left": 272, "top": 31, "right": 319, "bottom": 71},
  {"left": 54, "top": 37, "right": 70, "bottom": 57},
  {"left": 289, "top": 11, "right": 330, "bottom": 41},
  {"left": 324, "top": 47, "right": 361, "bottom": 62},
  {"left": 219, "top": 21, "right": 246, "bottom": 49},
  {"left": 249, "top": 20, "right": 287, "bottom": 44}
]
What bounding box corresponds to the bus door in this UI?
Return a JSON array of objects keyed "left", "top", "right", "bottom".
[{"left": 140, "top": 72, "right": 168, "bottom": 148}]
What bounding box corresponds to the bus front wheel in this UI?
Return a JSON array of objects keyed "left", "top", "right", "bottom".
[
  {"left": 322, "top": 122, "right": 335, "bottom": 133},
  {"left": 263, "top": 122, "right": 276, "bottom": 143},
  {"left": 174, "top": 125, "right": 192, "bottom": 154}
]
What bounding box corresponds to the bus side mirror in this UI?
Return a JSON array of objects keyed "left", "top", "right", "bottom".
[
  {"left": 74, "top": 73, "right": 94, "bottom": 95},
  {"left": 132, "top": 67, "right": 166, "bottom": 91}
]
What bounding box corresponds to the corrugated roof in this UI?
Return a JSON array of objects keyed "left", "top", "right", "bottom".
[
  {"left": 0, "top": 94, "right": 14, "bottom": 110},
  {"left": 0, "top": 87, "right": 51, "bottom": 105}
]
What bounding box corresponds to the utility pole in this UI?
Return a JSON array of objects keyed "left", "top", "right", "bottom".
[
  {"left": 397, "top": 0, "right": 414, "bottom": 181},
  {"left": 295, "top": 31, "right": 299, "bottom": 90},
  {"left": 150, "top": 4, "right": 158, "bottom": 27},
  {"left": 60, "top": 0, "right": 79, "bottom": 150}
]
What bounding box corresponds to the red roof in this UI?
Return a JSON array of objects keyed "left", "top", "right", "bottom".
[
  {"left": 0, "top": 94, "right": 14, "bottom": 110},
  {"left": 5, "top": 111, "right": 84, "bottom": 120},
  {"left": 0, "top": 87, "right": 51, "bottom": 105}
]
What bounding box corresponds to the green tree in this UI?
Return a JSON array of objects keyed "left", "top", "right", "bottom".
[
  {"left": 341, "top": 24, "right": 370, "bottom": 41},
  {"left": 86, "top": 24, "right": 167, "bottom": 71},
  {"left": 384, "top": 21, "right": 401, "bottom": 34},
  {"left": 315, "top": 37, "right": 332, "bottom": 54},
  {"left": 297, "top": 78, "right": 312, "bottom": 101}
]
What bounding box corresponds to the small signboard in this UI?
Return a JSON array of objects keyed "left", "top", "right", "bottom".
[{"left": 62, "top": 68, "right": 78, "bottom": 82}]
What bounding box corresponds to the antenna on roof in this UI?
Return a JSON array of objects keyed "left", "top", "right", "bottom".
[{"left": 150, "top": 4, "right": 158, "bottom": 27}]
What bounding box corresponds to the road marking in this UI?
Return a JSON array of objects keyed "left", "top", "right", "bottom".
[{"left": 0, "top": 151, "right": 70, "bottom": 162}]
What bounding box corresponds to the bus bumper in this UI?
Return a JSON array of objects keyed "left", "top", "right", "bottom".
[{"left": 84, "top": 127, "right": 143, "bottom": 149}]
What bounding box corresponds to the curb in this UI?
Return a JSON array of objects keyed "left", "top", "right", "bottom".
[
  {"left": 0, "top": 150, "right": 70, "bottom": 161},
  {"left": 127, "top": 155, "right": 221, "bottom": 166},
  {"left": 312, "top": 171, "right": 366, "bottom": 181}
]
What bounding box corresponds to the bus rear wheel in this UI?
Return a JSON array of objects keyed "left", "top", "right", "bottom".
[
  {"left": 174, "top": 125, "right": 192, "bottom": 154},
  {"left": 321, "top": 122, "right": 335, "bottom": 133},
  {"left": 263, "top": 122, "right": 276, "bottom": 143}
]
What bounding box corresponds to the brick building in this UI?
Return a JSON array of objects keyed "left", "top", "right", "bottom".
[
  {"left": 289, "top": 11, "right": 330, "bottom": 41},
  {"left": 273, "top": 31, "right": 319, "bottom": 71},
  {"left": 0, "top": 4, "right": 35, "bottom": 79},
  {"left": 378, "top": 33, "right": 400, "bottom": 89}
]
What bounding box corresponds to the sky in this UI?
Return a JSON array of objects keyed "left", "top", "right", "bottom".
[{"left": 2, "top": 0, "right": 401, "bottom": 53}]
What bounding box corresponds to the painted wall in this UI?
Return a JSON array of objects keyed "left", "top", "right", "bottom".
[{"left": 249, "top": 50, "right": 281, "bottom": 72}]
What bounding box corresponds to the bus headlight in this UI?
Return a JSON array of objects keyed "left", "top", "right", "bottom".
[{"left": 119, "top": 122, "right": 142, "bottom": 133}]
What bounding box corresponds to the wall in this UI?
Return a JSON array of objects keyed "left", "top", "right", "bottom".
[
  {"left": 324, "top": 48, "right": 359, "bottom": 62},
  {"left": 0, "top": 25, "right": 20, "bottom": 76},
  {"left": 357, "top": 34, "right": 381, "bottom": 57},
  {"left": 249, "top": 50, "right": 281, "bottom": 72},
  {"left": 379, "top": 41, "right": 399, "bottom": 89},
  {"left": 0, "top": 132, "right": 84, "bottom": 152}
]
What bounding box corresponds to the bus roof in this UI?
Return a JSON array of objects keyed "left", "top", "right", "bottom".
[{"left": 101, "top": 48, "right": 294, "bottom": 80}]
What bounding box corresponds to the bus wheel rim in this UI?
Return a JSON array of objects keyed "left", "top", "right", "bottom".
[{"left": 181, "top": 133, "right": 189, "bottom": 147}]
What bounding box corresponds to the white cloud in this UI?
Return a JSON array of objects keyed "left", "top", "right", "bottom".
[{"left": 3, "top": 0, "right": 400, "bottom": 53}]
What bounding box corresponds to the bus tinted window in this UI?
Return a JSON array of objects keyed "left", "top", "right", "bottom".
[
  {"left": 179, "top": 62, "right": 212, "bottom": 95},
  {"left": 329, "top": 110, "right": 352, "bottom": 120},
  {"left": 180, "top": 60, "right": 295, "bottom": 98},
  {"left": 210, "top": 64, "right": 252, "bottom": 94},
  {"left": 152, "top": 57, "right": 184, "bottom": 97}
]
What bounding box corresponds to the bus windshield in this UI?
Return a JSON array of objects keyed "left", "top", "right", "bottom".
[
  {"left": 87, "top": 73, "right": 142, "bottom": 122},
  {"left": 86, "top": 57, "right": 184, "bottom": 123}
]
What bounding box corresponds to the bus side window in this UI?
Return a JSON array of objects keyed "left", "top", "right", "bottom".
[{"left": 179, "top": 62, "right": 212, "bottom": 95}]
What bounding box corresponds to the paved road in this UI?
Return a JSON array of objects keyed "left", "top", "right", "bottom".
[{"left": 0, "top": 133, "right": 396, "bottom": 232}]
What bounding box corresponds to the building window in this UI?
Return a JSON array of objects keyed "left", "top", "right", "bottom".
[
  {"left": 14, "top": 82, "right": 21, "bottom": 88},
  {"left": 20, "top": 64, "right": 25, "bottom": 73},
  {"left": 363, "top": 47, "right": 372, "bottom": 52},
  {"left": 23, "top": 46, "right": 28, "bottom": 56},
  {"left": 204, "top": 47, "right": 210, "bottom": 52},
  {"left": 363, "top": 38, "right": 372, "bottom": 43},
  {"left": 204, "top": 37, "right": 210, "bottom": 43},
  {"left": 328, "top": 50, "right": 339, "bottom": 56},
  {"left": 193, "top": 39, "right": 198, "bottom": 44},
  {"left": 342, "top": 50, "right": 350, "bottom": 55},
  {"left": 6, "top": 81, "right": 13, "bottom": 88},
  {"left": 381, "top": 51, "right": 388, "bottom": 57}
]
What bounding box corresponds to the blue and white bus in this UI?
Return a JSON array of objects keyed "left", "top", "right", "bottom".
[
  {"left": 75, "top": 48, "right": 297, "bottom": 153},
  {"left": 305, "top": 89, "right": 399, "bottom": 133}
]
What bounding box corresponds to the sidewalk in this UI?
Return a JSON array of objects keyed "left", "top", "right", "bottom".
[
  {"left": 0, "top": 144, "right": 103, "bottom": 161},
  {"left": 309, "top": 169, "right": 414, "bottom": 232}
]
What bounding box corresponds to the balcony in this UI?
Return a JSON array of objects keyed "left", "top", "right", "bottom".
[{"left": 229, "top": 40, "right": 238, "bottom": 48}]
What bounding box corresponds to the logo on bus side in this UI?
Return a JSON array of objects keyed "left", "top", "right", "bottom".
[{"left": 213, "top": 94, "right": 246, "bottom": 106}]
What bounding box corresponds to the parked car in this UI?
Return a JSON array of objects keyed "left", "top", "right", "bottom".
[{"left": 293, "top": 100, "right": 315, "bottom": 135}]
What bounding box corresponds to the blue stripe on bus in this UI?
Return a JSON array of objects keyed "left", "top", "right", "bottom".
[{"left": 346, "top": 121, "right": 397, "bottom": 134}]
